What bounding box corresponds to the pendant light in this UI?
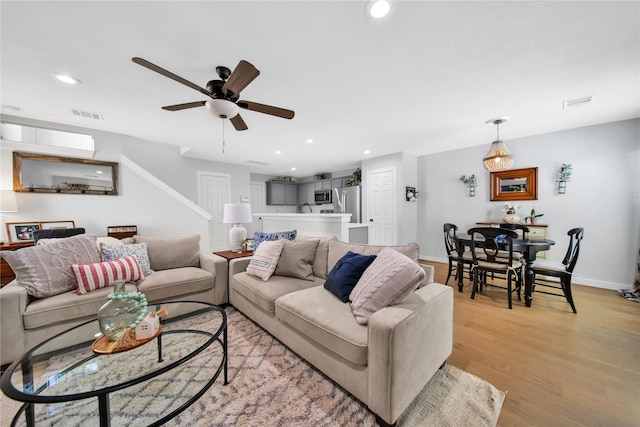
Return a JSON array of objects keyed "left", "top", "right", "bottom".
[{"left": 483, "top": 117, "right": 514, "bottom": 172}]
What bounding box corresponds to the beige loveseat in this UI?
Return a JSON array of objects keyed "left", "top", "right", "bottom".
[
  {"left": 0, "top": 234, "right": 228, "bottom": 366},
  {"left": 229, "top": 237, "right": 453, "bottom": 426}
]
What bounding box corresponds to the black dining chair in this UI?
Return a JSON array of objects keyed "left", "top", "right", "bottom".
[
  {"left": 531, "top": 227, "right": 584, "bottom": 313},
  {"left": 33, "top": 227, "right": 86, "bottom": 245},
  {"left": 443, "top": 223, "right": 473, "bottom": 286},
  {"left": 468, "top": 227, "right": 523, "bottom": 309}
]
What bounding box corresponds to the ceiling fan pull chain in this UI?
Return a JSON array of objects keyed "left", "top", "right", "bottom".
[{"left": 222, "top": 118, "right": 226, "bottom": 154}]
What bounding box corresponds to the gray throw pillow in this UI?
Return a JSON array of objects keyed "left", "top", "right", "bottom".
[
  {"left": 274, "top": 239, "right": 320, "bottom": 280},
  {"left": 1, "top": 234, "right": 101, "bottom": 298},
  {"left": 133, "top": 235, "right": 201, "bottom": 271},
  {"left": 100, "top": 242, "right": 154, "bottom": 276},
  {"left": 349, "top": 247, "right": 426, "bottom": 325}
]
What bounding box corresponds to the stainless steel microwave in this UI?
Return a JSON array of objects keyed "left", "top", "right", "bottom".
[{"left": 314, "top": 189, "right": 332, "bottom": 204}]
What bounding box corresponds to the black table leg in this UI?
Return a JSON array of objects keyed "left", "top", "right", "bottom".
[
  {"left": 223, "top": 324, "right": 228, "bottom": 385},
  {"left": 524, "top": 250, "right": 536, "bottom": 307},
  {"left": 98, "top": 393, "right": 111, "bottom": 427}
]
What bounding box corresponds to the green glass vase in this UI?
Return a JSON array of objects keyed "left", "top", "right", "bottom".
[{"left": 97, "top": 280, "right": 141, "bottom": 342}]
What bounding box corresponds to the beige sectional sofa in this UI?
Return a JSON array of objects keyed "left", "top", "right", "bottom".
[
  {"left": 0, "top": 234, "right": 228, "bottom": 366},
  {"left": 229, "top": 237, "right": 454, "bottom": 426}
]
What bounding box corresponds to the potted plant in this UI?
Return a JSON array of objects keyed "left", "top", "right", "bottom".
[
  {"left": 459, "top": 174, "right": 477, "bottom": 197},
  {"left": 558, "top": 163, "right": 572, "bottom": 194},
  {"left": 352, "top": 168, "right": 361, "bottom": 184},
  {"left": 502, "top": 203, "right": 521, "bottom": 224},
  {"left": 524, "top": 207, "right": 544, "bottom": 225}
]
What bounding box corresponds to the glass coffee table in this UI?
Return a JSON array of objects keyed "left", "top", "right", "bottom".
[{"left": 1, "top": 301, "right": 227, "bottom": 427}]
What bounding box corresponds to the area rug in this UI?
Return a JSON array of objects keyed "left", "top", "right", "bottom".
[{"left": 0, "top": 307, "right": 504, "bottom": 427}]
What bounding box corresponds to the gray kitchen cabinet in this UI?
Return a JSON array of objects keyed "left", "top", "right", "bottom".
[
  {"left": 267, "top": 182, "right": 299, "bottom": 206},
  {"left": 297, "top": 183, "right": 314, "bottom": 205}
]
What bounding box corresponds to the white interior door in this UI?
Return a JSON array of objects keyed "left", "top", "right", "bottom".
[
  {"left": 197, "top": 171, "right": 230, "bottom": 251},
  {"left": 366, "top": 167, "right": 397, "bottom": 245},
  {"left": 247, "top": 181, "right": 265, "bottom": 239}
]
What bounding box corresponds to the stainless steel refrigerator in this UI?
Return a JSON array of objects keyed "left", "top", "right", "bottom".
[{"left": 333, "top": 185, "right": 362, "bottom": 223}]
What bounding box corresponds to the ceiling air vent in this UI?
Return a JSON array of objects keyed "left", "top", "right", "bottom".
[
  {"left": 71, "top": 109, "right": 103, "bottom": 120},
  {"left": 563, "top": 95, "right": 594, "bottom": 110},
  {"left": 246, "top": 160, "right": 271, "bottom": 166}
]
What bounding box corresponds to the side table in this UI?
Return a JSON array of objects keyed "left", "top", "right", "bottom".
[{"left": 213, "top": 250, "right": 254, "bottom": 261}]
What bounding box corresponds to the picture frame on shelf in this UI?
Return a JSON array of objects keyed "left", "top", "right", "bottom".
[
  {"left": 6, "top": 222, "right": 40, "bottom": 243},
  {"left": 39, "top": 220, "right": 76, "bottom": 230}
]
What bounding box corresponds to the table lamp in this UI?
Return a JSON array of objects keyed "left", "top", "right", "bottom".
[
  {"left": 223, "top": 202, "right": 252, "bottom": 252},
  {"left": 0, "top": 190, "right": 18, "bottom": 243}
]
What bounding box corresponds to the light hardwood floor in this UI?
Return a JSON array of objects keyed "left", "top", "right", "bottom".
[{"left": 421, "top": 261, "right": 640, "bottom": 427}]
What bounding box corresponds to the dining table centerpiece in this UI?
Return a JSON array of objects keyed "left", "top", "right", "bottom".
[{"left": 502, "top": 203, "right": 521, "bottom": 224}]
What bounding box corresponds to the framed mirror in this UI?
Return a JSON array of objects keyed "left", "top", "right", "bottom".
[
  {"left": 490, "top": 167, "right": 538, "bottom": 201},
  {"left": 13, "top": 152, "right": 118, "bottom": 195}
]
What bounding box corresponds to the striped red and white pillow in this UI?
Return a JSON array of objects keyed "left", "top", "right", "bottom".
[{"left": 71, "top": 255, "right": 144, "bottom": 295}]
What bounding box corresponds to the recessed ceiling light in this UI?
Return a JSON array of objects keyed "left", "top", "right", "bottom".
[
  {"left": 53, "top": 73, "right": 80, "bottom": 85},
  {"left": 275, "top": 150, "right": 281, "bottom": 154},
  {"left": 306, "top": 138, "right": 313, "bottom": 144},
  {"left": 96, "top": 171, "right": 103, "bottom": 174},
  {"left": 364, "top": 150, "right": 371, "bottom": 154},
  {"left": 291, "top": 167, "right": 296, "bottom": 171},
  {"left": 369, "top": 0, "right": 391, "bottom": 19}
]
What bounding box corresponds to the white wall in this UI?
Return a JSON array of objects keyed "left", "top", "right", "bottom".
[
  {"left": 418, "top": 118, "right": 640, "bottom": 290},
  {"left": 0, "top": 116, "right": 250, "bottom": 249}
]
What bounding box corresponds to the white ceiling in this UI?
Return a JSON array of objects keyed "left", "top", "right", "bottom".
[{"left": 1, "top": 1, "right": 638, "bottom": 178}]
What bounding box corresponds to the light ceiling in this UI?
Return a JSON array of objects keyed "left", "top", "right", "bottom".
[{"left": 1, "top": 1, "right": 638, "bottom": 177}]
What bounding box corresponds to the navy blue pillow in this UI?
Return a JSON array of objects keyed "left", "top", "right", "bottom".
[{"left": 324, "top": 251, "right": 377, "bottom": 303}]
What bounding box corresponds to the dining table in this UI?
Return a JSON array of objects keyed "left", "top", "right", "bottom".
[{"left": 453, "top": 235, "right": 556, "bottom": 307}]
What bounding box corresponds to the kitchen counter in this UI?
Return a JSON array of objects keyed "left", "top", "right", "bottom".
[{"left": 254, "top": 213, "right": 369, "bottom": 243}]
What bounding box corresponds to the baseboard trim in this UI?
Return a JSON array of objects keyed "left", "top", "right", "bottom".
[{"left": 419, "top": 255, "right": 631, "bottom": 291}]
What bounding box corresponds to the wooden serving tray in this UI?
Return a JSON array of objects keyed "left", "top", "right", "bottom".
[{"left": 92, "top": 325, "right": 162, "bottom": 355}]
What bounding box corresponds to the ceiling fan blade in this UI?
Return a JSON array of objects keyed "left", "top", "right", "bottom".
[
  {"left": 132, "top": 57, "right": 212, "bottom": 97},
  {"left": 222, "top": 60, "right": 260, "bottom": 97},
  {"left": 162, "top": 101, "right": 206, "bottom": 111},
  {"left": 237, "top": 100, "right": 295, "bottom": 119},
  {"left": 230, "top": 114, "right": 248, "bottom": 131}
]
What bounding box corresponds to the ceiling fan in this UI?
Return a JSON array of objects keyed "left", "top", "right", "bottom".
[{"left": 131, "top": 57, "right": 295, "bottom": 131}]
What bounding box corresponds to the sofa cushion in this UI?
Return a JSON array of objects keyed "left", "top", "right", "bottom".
[
  {"left": 136, "top": 267, "right": 214, "bottom": 302},
  {"left": 100, "top": 242, "right": 154, "bottom": 276},
  {"left": 246, "top": 240, "right": 284, "bottom": 281},
  {"left": 295, "top": 236, "right": 337, "bottom": 279},
  {"left": 1, "top": 234, "right": 101, "bottom": 298},
  {"left": 133, "top": 235, "right": 200, "bottom": 271},
  {"left": 275, "top": 286, "right": 369, "bottom": 366},
  {"left": 274, "top": 239, "right": 319, "bottom": 280},
  {"left": 23, "top": 282, "right": 140, "bottom": 330},
  {"left": 349, "top": 248, "right": 426, "bottom": 325},
  {"left": 324, "top": 251, "right": 377, "bottom": 303},
  {"left": 253, "top": 230, "right": 297, "bottom": 249},
  {"left": 72, "top": 255, "right": 144, "bottom": 295},
  {"left": 233, "top": 271, "right": 323, "bottom": 313},
  {"left": 327, "top": 241, "right": 419, "bottom": 275}
]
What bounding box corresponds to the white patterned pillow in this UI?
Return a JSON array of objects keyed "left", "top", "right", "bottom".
[
  {"left": 0, "top": 234, "right": 101, "bottom": 298},
  {"left": 72, "top": 256, "right": 144, "bottom": 295},
  {"left": 349, "top": 247, "right": 425, "bottom": 325},
  {"left": 246, "top": 240, "right": 284, "bottom": 281},
  {"left": 100, "top": 242, "right": 154, "bottom": 276}
]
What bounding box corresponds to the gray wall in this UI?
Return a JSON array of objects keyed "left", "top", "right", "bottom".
[{"left": 418, "top": 118, "right": 640, "bottom": 290}]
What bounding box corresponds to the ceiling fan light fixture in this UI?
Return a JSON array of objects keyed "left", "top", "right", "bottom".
[
  {"left": 205, "top": 99, "right": 239, "bottom": 119},
  {"left": 483, "top": 117, "right": 514, "bottom": 172}
]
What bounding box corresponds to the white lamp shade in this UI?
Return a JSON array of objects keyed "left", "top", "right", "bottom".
[
  {"left": 0, "top": 190, "right": 18, "bottom": 212},
  {"left": 206, "top": 99, "right": 240, "bottom": 119},
  {"left": 223, "top": 203, "right": 253, "bottom": 224}
]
